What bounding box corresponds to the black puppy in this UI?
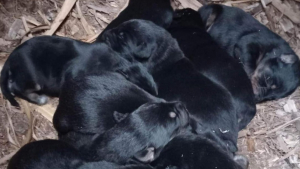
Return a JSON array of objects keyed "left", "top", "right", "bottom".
[
  {"left": 8, "top": 140, "right": 153, "bottom": 169},
  {"left": 95, "top": 0, "right": 173, "bottom": 42},
  {"left": 79, "top": 101, "right": 189, "bottom": 164},
  {"left": 1, "top": 36, "right": 157, "bottom": 106},
  {"left": 152, "top": 133, "right": 248, "bottom": 169},
  {"left": 54, "top": 69, "right": 162, "bottom": 146},
  {"left": 199, "top": 4, "right": 300, "bottom": 102},
  {"left": 102, "top": 20, "right": 239, "bottom": 153},
  {"left": 168, "top": 9, "right": 256, "bottom": 130}
]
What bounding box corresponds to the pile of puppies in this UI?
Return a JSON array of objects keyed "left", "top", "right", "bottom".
[{"left": 2, "top": 0, "right": 300, "bottom": 169}]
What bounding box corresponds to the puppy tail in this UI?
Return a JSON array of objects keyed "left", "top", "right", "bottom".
[
  {"left": 0, "top": 62, "right": 19, "bottom": 107},
  {"left": 198, "top": 4, "right": 223, "bottom": 31}
]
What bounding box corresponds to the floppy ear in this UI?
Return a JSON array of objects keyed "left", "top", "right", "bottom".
[
  {"left": 279, "top": 54, "right": 297, "bottom": 64},
  {"left": 234, "top": 155, "right": 249, "bottom": 169},
  {"left": 133, "top": 147, "right": 155, "bottom": 163},
  {"left": 113, "top": 111, "right": 129, "bottom": 123},
  {"left": 133, "top": 42, "right": 157, "bottom": 60}
]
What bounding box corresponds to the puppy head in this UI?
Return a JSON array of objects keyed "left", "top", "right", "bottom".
[
  {"left": 251, "top": 50, "right": 300, "bottom": 102},
  {"left": 171, "top": 8, "right": 204, "bottom": 28},
  {"left": 116, "top": 63, "right": 158, "bottom": 95},
  {"left": 152, "top": 134, "right": 248, "bottom": 169},
  {"left": 101, "top": 19, "right": 181, "bottom": 72},
  {"left": 101, "top": 20, "right": 160, "bottom": 62},
  {"left": 131, "top": 101, "right": 189, "bottom": 160}
]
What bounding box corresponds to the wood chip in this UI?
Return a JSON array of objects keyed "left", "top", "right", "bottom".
[
  {"left": 272, "top": 0, "right": 300, "bottom": 24},
  {"left": 279, "top": 17, "right": 294, "bottom": 32},
  {"left": 44, "top": 0, "right": 78, "bottom": 36},
  {"left": 176, "top": 0, "right": 203, "bottom": 10},
  {"left": 87, "top": 4, "right": 118, "bottom": 14},
  {"left": 260, "top": 0, "right": 272, "bottom": 8},
  {"left": 21, "top": 16, "right": 32, "bottom": 38},
  {"left": 38, "top": 10, "right": 51, "bottom": 25},
  {"left": 0, "top": 150, "right": 18, "bottom": 165},
  {"left": 76, "top": 1, "right": 93, "bottom": 35}
]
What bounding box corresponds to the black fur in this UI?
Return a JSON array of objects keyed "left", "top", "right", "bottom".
[
  {"left": 102, "top": 20, "right": 239, "bottom": 153},
  {"left": 199, "top": 4, "right": 300, "bottom": 102},
  {"left": 79, "top": 101, "right": 189, "bottom": 164},
  {"left": 53, "top": 69, "right": 161, "bottom": 148},
  {"left": 1, "top": 36, "right": 157, "bottom": 106},
  {"left": 168, "top": 8, "right": 256, "bottom": 130},
  {"left": 95, "top": 0, "right": 173, "bottom": 42},
  {"left": 152, "top": 133, "right": 248, "bottom": 169},
  {"left": 8, "top": 140, "right": 153, "bottom": 169}
]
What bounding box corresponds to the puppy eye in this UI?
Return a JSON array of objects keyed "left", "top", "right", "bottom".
[
  {"left": 271, "top": 85, "right": 277, "bottom": 89},
  {"left": 169, "top": 112, "right": 176, "bottom": 118}
]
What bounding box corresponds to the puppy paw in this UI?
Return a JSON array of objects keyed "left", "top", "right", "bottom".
[{"left": 27, "top": 93, "right": 49, "bottom": 105}]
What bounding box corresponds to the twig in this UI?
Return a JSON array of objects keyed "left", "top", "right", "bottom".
[
  {"left": 38, "top": 10, "right": 51, "bottom": 25},
  {"left": 3, "top": 102, "right": 20, "bottom": 147},
  {"left": 272, "top": 0, "right": 300, "bottom": 24},
  {"left": 0, "top": 150, "right": 18, "bottom": 165},
  {"left": 20, "top": 100, "right": 32, "bottom": 146},
  {"left": 87, "top": 4, "right": 118, "bottom": 14},
  {"left": 76, "top": 1, "right": 93, "bottom": 35},
  {"left": 21, "top": 16, "right": 33, "bottom": 38},
  {"left": 176, "top": 0, "right": 202, "bottom": 10},
  {"left": 21, "top": 25, "right": 50, "bottom": 39},
  {"left": 230, "top": 0, "right": 259, "bottom": 4},
  {"left": 44, "top": 0, "right": 78, "bottom": 35},
  {"left": 266, "top": 116, "right": 300, "bottom": 135},
  {"left": 277, "top": 145, "right": 299, "bottom": 162},
  {"left": 25, "top": 17, "right": 42, "bottom": 26}
]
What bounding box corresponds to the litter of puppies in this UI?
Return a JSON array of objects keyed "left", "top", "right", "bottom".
[{"left": 0, "top": 0, "right": 299, "bottom": 169}]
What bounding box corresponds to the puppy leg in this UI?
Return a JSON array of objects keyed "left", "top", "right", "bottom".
[{"left": 133, "top": 147, "right": 155, "bottom": 163}]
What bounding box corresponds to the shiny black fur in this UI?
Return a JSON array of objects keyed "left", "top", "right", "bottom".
[
  {"left": 152, "top": 134, "right": 248, "bottom": 169},
  {"left": 95, "top": 0, "right": 173, "bottom": 42},
  {"left": 102, "top": 20, "right": 239, "bottom": 153},
  {"left": 199, "top": 4, "right": 300, "bottom": 102},
  {"left": 168, "top": 8, "right": 256, "bottom": 130},
  {"left": 79, "top": 101, "right": 189, "bottom": 164},
  {"left": 1, "top": 36, "right": 157, "bottom": 107},
  {"left": 53, "top": 70, "right": 162, "bottom": 148},
  {"left": 8, "top": 140, "right": 153, "bottom": 169}
]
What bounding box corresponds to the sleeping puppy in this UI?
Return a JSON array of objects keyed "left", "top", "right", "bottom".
[
  {"left": 1, "top": 36, "right": 157, "bottom": 107},
  {"left": 152, "top": 133, "right": 248, "bottom": 169},
  {"left": 199, "top": 4, "right": 300, "bottom": 102},
  {"left": 168, "top": 8, "right": 256, "bottom": 130},
  {"left": 95, "top": 0, "right": 173, "bottom": 42},
  {"left": 53, "top": 69, "right": 161, "bottom": 143},
  {"left": 8, "top": 140, "right": 153, "bottom": 169},
  {"left": 101, "top": 20, "right": 239, "bottom": 153},
  {"left": 80, "top": 101, "right": 189, "bottom": 164}
]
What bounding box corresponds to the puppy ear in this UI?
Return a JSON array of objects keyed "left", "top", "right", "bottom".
[
  {"left": 234, "top": 155, "right": 249, "bottom": 169},
  {"left": 133, "top": 147, "right": 155, "bottom": 163},
  {"left": 113, "top": 111, "right": 128, "bottom": 123},
  {"left": 279, "top": 54, "right": 297, "bottom": 64}
]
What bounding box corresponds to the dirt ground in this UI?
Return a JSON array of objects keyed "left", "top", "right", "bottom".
[{"left": 0, "top": 0, "right": 300, "bottom": 169}]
